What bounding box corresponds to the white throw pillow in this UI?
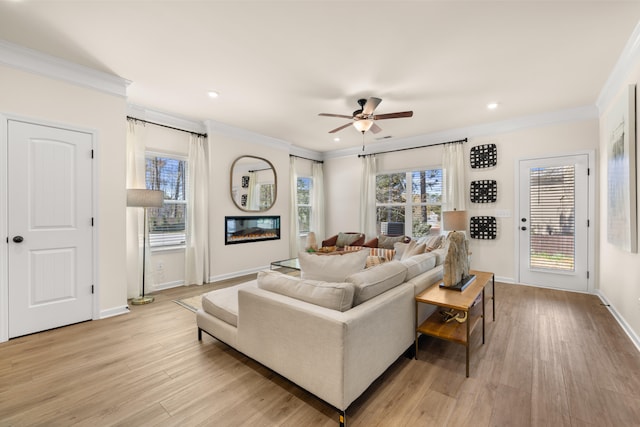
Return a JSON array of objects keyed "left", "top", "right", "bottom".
[
  {"left": 401, "top": 252, "right": 437, "bottom": 280},
  {"left": 346, "top": 260, "right": 407, "bottom": 305},
  {"left": 299, "top": 250, "right": 369, "bottom": 282},
  {"left": 257, "top": 270, "right": 355, "bottom": 312}
]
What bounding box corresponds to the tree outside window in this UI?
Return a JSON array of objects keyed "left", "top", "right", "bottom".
[
  {"left": 146, "top": 154, "right": 188, "bottom": 247},
  {"left": 297, "top": 176, "right": 312, "bottom": 234},
  {"left": 376, "top": 169, "right": 442, "bottom": 237}
]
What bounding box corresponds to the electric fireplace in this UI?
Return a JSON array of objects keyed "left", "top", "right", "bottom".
[{"left": 225, "top": 215, "right": 281, "bottom": 245}]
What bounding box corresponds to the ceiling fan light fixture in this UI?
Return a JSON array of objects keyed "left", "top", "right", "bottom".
[{"left": 353, "top": 119, "right": 374, "bottom": 133}]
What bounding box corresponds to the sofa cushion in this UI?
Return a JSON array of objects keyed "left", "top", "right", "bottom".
[
  {"left": 402, "top": 242, "right": 426, "bottom": 260},
  {"left": 201, "top": 280, "right": 258, "bottom": 327},
  {"left": 344, "top": 245, "right": 396, "bottom": 261},
  {"left": 362, "top": 237, "right": 378, "bottom": 248},
  {"left": 336, "top": 232, "right": 365, "bottom": 248},
  {"left": 346, "top": 260, "right": 408, "bottom": 305},
  {"left": 401, "top": 252, "right": 437, "bottom": 280},
  {"left": 416, "top": 234, "right": 445, "bottom": 252},
  {"left": 378, "top": 234, "right": 409, "bottom": 249},
  {"left": 299, "top": 249, "right": 368, "bottom": 282},
  {"left": 431, "top": 248, "right": 446, "bottom": 265},
  {"left": 257, "top": 270, "right": 355, "bottom": 312}
]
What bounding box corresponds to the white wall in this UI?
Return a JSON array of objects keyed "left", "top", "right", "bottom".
[
  {"left": 0, "top": 64, "right": 128, "bottom": 317},
  {"left": 207, "top": 124, "right": 291, "bottom": 280},
  {"left": 324, "top": 118, "right": 599, "bottom": 283},
  {"left": 598, "top": 61, "right": 640, "bottom": 346}
]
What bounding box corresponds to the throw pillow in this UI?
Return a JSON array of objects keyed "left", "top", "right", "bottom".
[
  {"left": 299, "top": 249, "right": 369, "bottom": 282},
  {"left": 335, "top": 232, "right": 364, "bottom": 248},
  {"left": 257, "top": 270, "right": 355, "bottom": 312},
  {"left": 378, "top": 234, "right": 408, "bottom": 249},
  {"left": 362, "top": 237, "right": 378, "bottom": 248},
  {"left": 401, "top": 242, "right": 426, "bottom": 260},
  {"left": 401, "top": 252, "right": 437, "bottom": 280},
  {"left": 346, "top": 260, "right": 407, "bottom": 305}
]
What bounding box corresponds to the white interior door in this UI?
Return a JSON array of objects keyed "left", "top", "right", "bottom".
[
  {"left": 8, "top": 120, "right": 93, "bottom": 338},
  {"left": 518, "top": 154, "right": 589, "bottom": 292}
]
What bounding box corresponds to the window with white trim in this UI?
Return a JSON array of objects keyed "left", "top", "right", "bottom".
[
  {"left": 145, "top": 153, "right": 188, "bottom": 248},
  {"left": 297, "top": 176, "right": 312, "bottom": 235},
  {"left": 375, "top": 168, "right": 442, "bottom": 237}
]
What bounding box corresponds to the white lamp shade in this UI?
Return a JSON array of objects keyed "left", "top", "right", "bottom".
[
  {"left": 353, "top": 119, "right": 374, "bottom": 133},
  {"left": 127, "top": 189, "right": 164, "bottom": 208},
  {"left": 443, "top": 210, "right": 467, "bottom": 231}
]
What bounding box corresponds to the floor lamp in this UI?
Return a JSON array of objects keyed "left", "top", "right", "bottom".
[{"left": 127, "top": 189, "right": 164, "bottom": 305}]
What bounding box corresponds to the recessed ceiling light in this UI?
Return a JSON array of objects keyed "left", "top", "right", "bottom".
[
  {"left": 333, "top": 137, "right": 340, "bottom": 142},
  {"left": 487, "top": 102, "right": 499, "bottom": 110},
  {"left": 208, "top": 91, "right": 219, "bottom": 98}
]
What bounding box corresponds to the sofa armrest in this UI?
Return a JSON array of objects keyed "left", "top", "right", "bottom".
[{"left": 237, "top": 283, "right": 415, "bottom": 411}]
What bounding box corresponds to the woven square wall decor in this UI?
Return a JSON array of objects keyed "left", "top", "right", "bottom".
[
  {"left": 470, "top": 216, "right": 497, "bottom": 240},
  {"left": 470, "top": 180, "right": 498, "bottom": 203},
  {"left": 470, "top": 144, "right": 497, "bottom": 168}
]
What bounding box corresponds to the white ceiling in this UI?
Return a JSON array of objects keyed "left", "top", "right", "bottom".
[{"left": 1, "top": 1, "right": 640, "bottom": 153}]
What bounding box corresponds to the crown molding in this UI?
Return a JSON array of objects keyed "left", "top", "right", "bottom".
[
  {"left": 323, "top": 104, "right": 598, "bottom": 159},
  {"left": 597, "top": 20, "right": 640, "bottom": 111},
  {"left": 0, "top": 40, "right": 130, "bottom": 97},
  {"left": 206, "top": 119, "right": 291, "bottom": 152}
]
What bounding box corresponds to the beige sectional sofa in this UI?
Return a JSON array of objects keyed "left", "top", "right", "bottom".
[{"left": 196, "top": 248, "right": 446, "bottom": 425}]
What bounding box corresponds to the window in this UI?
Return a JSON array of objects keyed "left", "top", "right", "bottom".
[
  {"left": 375, "top": 168, "right": 442, "bottom": 237},
  {"left": 145, "top": 154, "right": 188, "bottom": 248},
  {"left": 297, "top": 176, "right": 312, "bottom": 234}
]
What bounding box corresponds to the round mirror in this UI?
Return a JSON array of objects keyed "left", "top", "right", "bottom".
[{"left": 230, "top": 156, "right": 277, "bottom": 212}]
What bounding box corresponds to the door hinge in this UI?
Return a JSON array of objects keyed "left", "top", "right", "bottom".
[
  {"left": 91, "top": 285, "right": 94, "bottom": 294},
  {"left": 587, "top": 271, "right": 590, "bottom": 279},
  {"left": 5, "top": 237, "right": 8, "bottom": 244},
  {"left": 91, "top": 217, "right": 94, "bottom": 226},
  {"left": 587, "top": 168, "right": 590, "bottom": 176},
  {"left": 91, "top": 149, "right": 94, "bottom": 159},
  {"left": 587, "top": 219, "right": 590, "bottom": 227}
]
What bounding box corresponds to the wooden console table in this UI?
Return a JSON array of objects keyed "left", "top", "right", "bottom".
[{"left": 415, "top": 270, "right": 495, "bottom": 377}]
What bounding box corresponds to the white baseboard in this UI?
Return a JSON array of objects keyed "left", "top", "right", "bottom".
[
  {"left": 595, "top": 290, "right": 640, "bottom": 353},
  {"left": 208, "top": 265, "right": 268, "bottom": 284},
  {"left": 495, "top": 275, "right": 515, "bottom": 284},
  {"left": 99, "top": 305, "right": 130, "bottom": 319},
  {"left": 153, "top": 280, "right": 184, "bottom": 291}
]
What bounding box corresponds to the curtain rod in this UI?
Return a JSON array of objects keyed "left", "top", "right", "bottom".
[
  {"left": 248, "top": 168, "right": 271, "bottom": 173},
  {"left": 357, "top": 137, "right": 467, "bottom": 157},
  {"left": 289, "top": 154, "right": 323, "bottom": 163},
  {"left": 127, "top": 116, "right": 207, "bottom": 138}
]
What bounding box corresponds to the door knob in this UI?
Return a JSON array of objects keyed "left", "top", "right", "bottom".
[
  {"left": 12, "top": 236, "right": 23, "bottom": 243},
  {"left": 521, "top": 227, "right": 527, "bottom": 231}
]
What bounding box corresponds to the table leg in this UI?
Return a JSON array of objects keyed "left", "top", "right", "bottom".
[
  {"left": 492, "top": 273, "right": 496, "bottom": 321},
  {"left": 482, "top": 288, "right": 485, "bottom": 345},
  {"left": 414, "top": 301, "right": 419, "bottom": 360},
  {"left": 465, "top": 311, "right": 470, "bottom": 377}
]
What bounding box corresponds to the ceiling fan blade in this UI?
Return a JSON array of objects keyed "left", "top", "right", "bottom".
[
  {"left": 370, "top": 123, "right": 383, "bottom": 134},
  {"left": 319, "top": 113, "right": 354, "bottom": 119},
  {"left": 373, "top": 111, "right": 413, "bottom": 120},
  {"left": 362, "top": 97, "right": 382, "bottom": 115},
  {"left": 328, "top": 122, "right": 354, "bottom": 133}
]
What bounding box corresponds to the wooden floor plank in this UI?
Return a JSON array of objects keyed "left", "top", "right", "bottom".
[{"left": 0, "top": 280, "right": 639, "bottom": 426}]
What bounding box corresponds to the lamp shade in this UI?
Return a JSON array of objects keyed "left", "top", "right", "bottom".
[
  {"left": 127, "top": 189, "right": 164, "bottom": 208},
  {"left": 353, "top": 119, "right": 374, "bottom": 133},
  {"left": 443, "top": 210, "right": 467, "bottom": 231}
]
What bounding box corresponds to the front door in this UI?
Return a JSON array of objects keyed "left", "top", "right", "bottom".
[
  {"left": 8, "top": 120, "right": 94, "bottom": 338},
  {"left": 518, "top": 154, "right": 590, "bottom": 292}
]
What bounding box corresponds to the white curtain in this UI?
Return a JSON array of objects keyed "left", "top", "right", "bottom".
[
  {"left": 442, "top": 142, "right": 467, "bottom": 211},
  {"left": 311, "top": 162, "right": 325, "bottom": 243},
  {"left": 289, "top": 156, "right": 300, "bottom": 256},
  {"left": 125, "top": 119, "right": 147, "bottom": 298},
  {"left": 360, "top": 155, "right": 377, "bottom": 239},
  {"left": 246, "top": 171, "right": 259, "bottom": 210},
  {"left": 184, "top": 134, "right": 209, "bottom": 286}
]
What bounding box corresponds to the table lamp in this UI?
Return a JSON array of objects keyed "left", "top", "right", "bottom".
[{"left": 441, "top": 209, "right": 475, "bottom": 291}]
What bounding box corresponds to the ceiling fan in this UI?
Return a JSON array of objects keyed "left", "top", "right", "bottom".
[{"left": 318, "top": 97, "right": 413, "bottom": 134}]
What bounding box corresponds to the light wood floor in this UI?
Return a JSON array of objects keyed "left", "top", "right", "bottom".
[{"left": 1, "top": 277, "right": 639, "bottom": 426}]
